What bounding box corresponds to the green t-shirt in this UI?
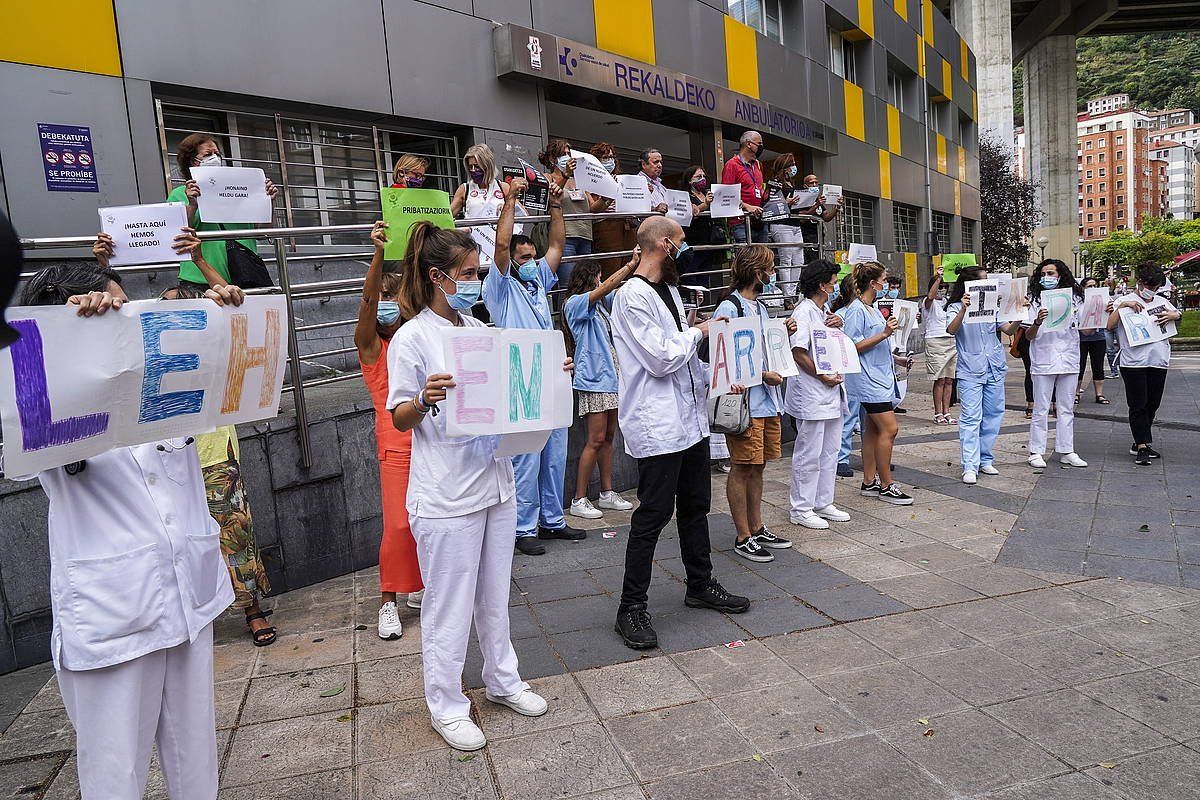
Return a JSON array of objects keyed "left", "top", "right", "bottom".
[{"left": 167, "top": 184, "right": 261, "bottom": 285}]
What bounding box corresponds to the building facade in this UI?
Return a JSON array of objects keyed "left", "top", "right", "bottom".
[
  {"left": 1086, "top": 93, "right": 1130, "bottom": 116},
  {"left": 1152, "top": 140, "right": 1199, "bottom": 221}
]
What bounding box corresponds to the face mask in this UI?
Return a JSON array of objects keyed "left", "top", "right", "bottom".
[
  {"left": 886, "top": 288, "right": 900, "bottom": 299},
  {"left": 601, "top": 158, "right": 616, "bottom": 173},
  {"left": 376, "top": 301, "right": 400, "bottom": 326},
  {"left": 667, "top": 239, "right": 691, "bottom": 264},
  {"left": 514, "top": 259, "right": 539, "bottom": 282},
  {"left": 764, "top": 273, "right": 777, "bottom": 288},
  {"left": 1137, "top": 287, "right": 1156, "bottom": 300},
  {"left": 753, "top": 143, "right": 764, "bottom": 158},
  {"left": 1039, "top": 276, "right": 1059, "bottom": 289},
  {"left": 691, "top": 177, "right": 708, "bottom": 190},
  {"left": 555, "top": 155, "right": 571, "bottom": 171},
  {"left": 405, "top": 175, "right": 425, "bottom": 188},
  {"left": 197, "top": 153, "right": 223, "bottom": 168},
  {"left": 440, "top": 276, "right": 481, "bottom": 311},
  {"left": 786, "top": 166, "right": 798, "bottom": 179},
  {"left": 468, "top": 168, "right": 484, "bottom": 182}
]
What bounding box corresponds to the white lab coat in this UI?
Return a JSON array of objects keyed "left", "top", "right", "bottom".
[
  {"left": 785, "top": 298, "right": 846, "bottom": 421},
  {"left": 1023, "top": 296, "right": 1082, "bottom": 375},
  {"left": 611, "top": 275, "right": 709, "bottom": 459}
]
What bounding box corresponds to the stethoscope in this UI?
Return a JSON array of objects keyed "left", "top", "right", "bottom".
[{"left": 65, "top": 437, "right": 195, "bottom": 477}]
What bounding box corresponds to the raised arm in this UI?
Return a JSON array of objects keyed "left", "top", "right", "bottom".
[
  {"left": 544, "top": 182, "right": 566, "bottom": 273},
  {"left": 172, "top": 227, "right": 228, "bottom": 288},
  {"left": 589, "top": 247, "right": 638, "bottom": 305},
  {"left": 493, "top": 177, "right": 525, "bottom": 274},
  {"left": 354, "top": 220, "right": 388, "bottom": 364},
  {"left": 924, "top": 267, "right": 943, "bottom": 308}
]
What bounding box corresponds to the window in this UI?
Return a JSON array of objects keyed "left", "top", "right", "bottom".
[
  {"left": 1086, "top": 184, "right": 1094, "bottom": 193},
  {"left": 1099, "top": 212, "right": 1107, "bottom": 221},
  {"left": 962, "top": 219, "right": 976, "bottom": 252},
  {"left": 927, "top": 97, "right": 944, "bottom": 134},
  {"left": 1099, "top": 153, "right": 1106, "bottom": 163},
  {"left": 1117, "top": 209, "right": 1125, "bottom": 218},
  {"left": 1099, "top": 197, "right": 1106, "bottom": 206},
  {"left": 887, "top": 69, "right": 906, "bottom": 112},
  {"left": 1099, "top": 168, "right": 1106, "bottom": 177},
  {"left": 1087, "top": 228, "right": 1094, "bottom": 237},
  {"left": 1117, "top": 165, "right": 1124, "bottom": 174},
  {"left": 1086, "top": 141, "right": 1093, "bottom": 150},
  {"left": 1117, "top": 195, "right": 1125, "bottom": 204},
  {"left": 931, "top": 211, "right": 952, "bottom": 254},
  {"left": 1100, "top": 226, "right": 1107, "bottom": 235},
  {"left": 1100, "top": 183, "right": 1106, "bottom": 191},
  {"left": 1086, "top": 156, "right": 1093, "bottom": 164},
  {"left": 729, "top": 1, "right": 782, "bottom": 42},
  {"left": 1116, "top": 151, "right": 1123, "bottom": 159},
  {"left": 1087, "top": 199, "right": 1094, "bottom": 208},
  {"left": 835, "top": 193, "right": 875, "bottom": 248},
  {"left": 893, "top": 203, "right": 920, "bottom": 252},
  {"left": 1086, "top": 213, "right": 1094, "bottom": 222},
  {"left": 1086, "top": 170, "right": 1093, "bottom": 179},
  {"left": 829, "top": 30, "right": 856, "bottom": 83},
  {"left": 1099, "top": 138, "right": 1106, "bottom": 147}
]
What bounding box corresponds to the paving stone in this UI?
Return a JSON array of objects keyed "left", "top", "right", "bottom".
[
  {"left": 791, "top": 535, "right": 872, "bottom": 561},
  {"left": 798, "top": 583, "right": 910, "bottom": 622},
  {"left": 977, "top": 771, "right": 1127, "bottom": 800},
  {"left": 268, "top": 600, "right": 356, "bottom": 635},
  {"left": 752, "top": 561, "right": 857, "bottom": 595},
  {"left": 768, "top": 733, "right": 952, "bottom": 799},
  {"left": 1159, "top": 657, "right": 1200, "bottom": 685},
  {"left": 607, "top": 700, "right": 756, "bottom": 781},
  {"left": 939, "top": 564, "right": 1051, "bottom": 596},
  {"left": 354, "top": 699, "right": 446, "bottom": 763},
  {"left": 764, "top": 624, "right": 894, "bottom": 678},
  {"left": 352, "top": 620, "right": 424, "bottom": 663},
  {"left": 39, "top": 753, "right": 78, "bottom": 800},
  {"left": 699, "top": 567, "right": 788, "bottom": 600},
  {"left": 0, "top": 708, "right": 74, "bottom": 759},
  {"left": 906, "top": 645, "right": 1063, "bottom": 706},
  {"left": 648, "top": 610, "right": 752, "bottom": 654},
  {"left": 724, "top": 596, "right": 832, "bottom": 637},
  {"left": 1085, "top": 554, "right": 1182, "bottom": 586},
  {"left": 643, "top": 757, "right": 802, "bottom": 799},
  {"left": 713, "top": 679, "right": 867, "bottom": 753},
  {"left": 549, "top": 627, "right": 661, "bottom": 672},
  {"left": 240, "top": 664, "right": 352, "bottom": 725},
  {"left": 1082, "top": 744, "right": 1200, "bottom": 800},
  {"left": 1070, "top": 578, "right": 1193, "bottom": 613},
  {"left": 531, "top": 595, "right": 620, "bottom": 635},
  {"left": 809, "top": 661, "right": 967, "bottom": 728},
  {"left": 254, "top": 630, "right": 353, "bottom": 677},
  {"left": 925, "top": 598, "right": 1059, "bottom": 642},
  {"left": 991, "top": 628, "right": 1148, "bottom": 684},
  {"left": 215, "top": 679, "right": 247, "bottom": 730},
  {"left": 576, "top": 656, "right": 702, "bottom": 718},
  {"left": 845, "top": 611, "right": 980, "bottom": 658},
  {"left": 1076, "top": 669, "right": 1200, "bottom": 741},
  {"left": 223, "top": 712, "right": 352, "bottom": 788},
  {"left": 1089, "top": 535, "right": 1179, "bottom": 562},
  {"left": 867, "top": 573, "right": 986, "bottom": 608},
  {"left": 22, "top": 676, "right": 64, "bottom": 713},
  {"left": 1145, "top": 602, "right": 1200, "bottom": 633},
  {"left": 1074, "top": 613, "right": 1200, "bottom": 667},
  {"left": 672, "top": 640, "right": 799, "bottom": 695},
  {"left": 489, "top": 722, "right": 634, "bottom": 800},
  {"left": 355, "top": 653, "right": 424, "bottom": 706},
  {"left": 217, "top": 768, "right": 354, "bottom": 800},
  {"left": 565, "top": 788, "right": 647, "bottom": 800},
  {"left": 462, "top": 632, "right": 565, "bottom": 689},
  {"left": 822, "top": 551, "right": 925, "bottom": 581},
  {"left": 889, "top": 542, "right": 991, "bottom": 572},
  {"left": 469, "top": 674, "right": 597, "bottom": 740},
  {"left": 513, "top": 571, "right": 607, "bottom": 603},
  {"left": 0, "top": 756, "right": 60, "bottom": 799},
  {"left": 355, "top": 748, "right": 498, "bottom": 800},
  {"left": 985, "top": 688, "right": 1172, "bottom": 768}
]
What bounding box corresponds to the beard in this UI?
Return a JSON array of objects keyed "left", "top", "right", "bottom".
[{"left": 660, "top": 257, "right": 680, "bottom": 286}]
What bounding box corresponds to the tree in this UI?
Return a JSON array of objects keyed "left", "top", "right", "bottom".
[
  {"left": 1132, "top": 231, "right": 1179, "bottom": 266},
  {"left": 978, "top": 135, "right": 1039, "bottom": 272}
]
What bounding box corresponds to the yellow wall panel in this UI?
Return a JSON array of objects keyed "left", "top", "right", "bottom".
[
  {"left": 958, "top": 145, "right": 967, "bottom": 182},
  {"left": 972, "top": 89, "right": 978, "bottom": 119},
  {"left": 894, "top": 0, "right": 908, "bottom": 22},
  {"left": 941, "top": 58, "right": 953, "bottom": 101},
  {"left": 843, "top": 80, "right": 865, "bottom": 141},
  {"left": 918, "top": 37, "right": 927, "bottom": 78},
  {"left": 1, "top": 0, "right": 121, "bottom": 76},
  {"left": 922, "top": 0, "right": 935, "bottom": 45},
  {"left": 857, "top": 0, "right": 875, "bottom": 39},
  {"left": 879, "top": 150, "right": 892, "bottom": 200},
  {"left": 594, "top": 0, "right": 656, "bottom": 65},
  {"left": 936, "top": 134, "right": 948, "bottom": 174},
  {"left": 904, "top": 252, "right": 919, "bottom": 296},
  {"left": 960, "top": 38, "right": 970, "bottom": 81},
  {"left": 954, "top": 181, "right": 962, "bottom": 216},
  {"left": 723, "top": 16, "right": 760, "bottom": 98},
  {"left": 887, "top": 104, "right": 902, "bottom": 155}
]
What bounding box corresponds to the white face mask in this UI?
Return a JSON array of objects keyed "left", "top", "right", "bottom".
[
  {"left": 197, "top": 153, "right": 223, "bottom": 168},
  {"left": 1137, "top": 287, "right": 1156, "bottom": 300}
]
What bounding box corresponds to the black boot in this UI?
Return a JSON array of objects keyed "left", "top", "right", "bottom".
[{"left": 615, "top": 603, "right": 658, "bottom": 649}]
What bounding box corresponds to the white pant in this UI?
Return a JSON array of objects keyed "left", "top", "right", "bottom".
[
  {"left": 1030, "top": 372, "right": 1078, "bottom": 455},
  {"left": 58, "top": 624, "right": 217, "bottom": 800},
  {"left": 412, "top": 500, "right": 524, "bottom": 721},
  {"left": 770, "top": 224, "right": 805, "bottom": 299},
  {"left": 789, "top": 417, "right": 840, "bottom": 516}
]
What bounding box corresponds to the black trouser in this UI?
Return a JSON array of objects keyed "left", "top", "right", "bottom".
[
  {"left": 620, "top": 437, "right": 713, "bottom": 610},
  {"left": 1018, "top": 338, "right": 1034, "bottom": 403},
  {"left": 1120, "top": 366, "right": 1167, "bottom": 445},
  {"left": 1078, "top": 339, "right": 1107, "bottom": 384}
]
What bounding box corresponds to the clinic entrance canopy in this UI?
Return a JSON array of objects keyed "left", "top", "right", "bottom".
[{"left": 494, "top": 24, "right": 835, "bottom": 154}]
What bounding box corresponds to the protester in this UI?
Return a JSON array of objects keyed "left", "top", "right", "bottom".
[
  {"left": 833, "top": 262, "right": 914, "bottom": 504},
  {"left": 786, "top": 259, "right": 852, "bottom": 529},
  {"left": 797, "top": 174, "right": 841, "bottom": 263},
  {"left": 540, "top": 139, "right": 610, "bottom": 284},
  {"left": 450, "top": 144, "right": 504, "bottom": 220},
  {"left": 391, "top": 153, "right": 429, "bottom": 188},
  {"left": 486, "top": 177, "right": 580, "bottom": 555},
  {"left": 714, "top": 245, "right": 795, "bottom": 561},
  {"left": 1011, "top": 322, "right": 1036, "bottom": 418},
  {"left": 589, "top": 141, "right": 632, "bottom": 277},
  {"left": 352, "top": 221, "right": 424, "bottom": 640},
  {"left": 638, "top": 148, "right": 670, "bottom": 214},
  {"left": 1024, "top": 258, "right": 1088, "bottom": 469},
  {"left": 680, "top": 165, "right": 715, "bottom": 284},
  {"left": 610, "top": 216, "right": 750, "bottom": 649},
  {"left": 168, "top": 132, "right": 278, "bottom": 290},
  {"left": 1107, "top": 263, "right": 1183, "bottom": 465},
  {"left": 16, "top": 265, "right": 241, "bottom": 799},
  {"left": 923, "top": 267, "right": 958, "bottom": 424},
  {"left": 721, "top": 131, "right": 765, "bottom": 243},
  {"left": 563, "top": 256, "right": 637, "bottom": 519},
  {"left": 764, "top": 153, "right": 805, "bottom": 299},
  {"left": 1076, "top": 277, "right": 1111, "bottom": 405},
  {"left": 944, "top": 265, "right": 1022, "bottom": 484},
  {"left": 386, "top": 221, "right": 564, "bottom": 751}
]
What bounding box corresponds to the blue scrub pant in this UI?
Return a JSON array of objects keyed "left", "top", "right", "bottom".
[
  {"left": 513, "top": 426, "right": 567, "bottom": 537},
  {"left": 838, "top": 400, "right": 864, "bottom": 466},
  {"left": 957, "top": 378, "right": 1004, "bottom": 473}
]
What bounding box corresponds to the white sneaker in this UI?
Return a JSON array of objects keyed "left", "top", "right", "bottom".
[
  {"left": 377, "top": 601, "right": 402, "bottom": 640},
  {"left": 431, "top": 716, "right": 487, "bottom": 751},
  {"left": 979, "top": 464, "right": 1000, "bottom": 476},
  {"left": 597, "top": 491, "right": 634, "bottom": 511},
  {"left": 790, "top": 511, "right": 829, "bottom": 530},
  {"left": 1060, "top": 452, "right": 1089, "bottom": 468},
  {"left": 962, "top": 470, "right": 977, "bottom": 485},
  {"left": 485, "top": 683, "right": 549, "bottom": 717},
  {"left": 815, "top": 504, "right": 851, "bottom": 522},
  {"left": 406, "top": 589, "right": 424, "bottom": 610},
  {"left": 1028, "top": 454, "right": 1047, "bottom": 469},
  {"left": 569, "top": 497, "right": 603, "bottom": 519}
]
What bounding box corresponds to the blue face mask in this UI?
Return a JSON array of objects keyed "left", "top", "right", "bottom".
[
  {"left": 556, "top": 155, "right": 571, "bottom": 171},
  {"left": 668, "top": 239, "right": 690, "bottom": 262},
  {"left": 1039, "top": 276, "right": 1059, "bottom": 289},
  {"left": 376, "top": 300, "right": 400, "bottom": 326},
  {"left": 886, "top": 288, "right": 900, "bottom": 299},
  {"left": 601, "top": 158, "right": 616, "bottom": 173},
  {"left": 441, "top": 277, "right": 481, "bottom": 311},
  {"left": 514, "top": 259, "right": 540, "bottom": 282},
  {"left": 786, "top": 166, "right": 798, "bottom": 179}
]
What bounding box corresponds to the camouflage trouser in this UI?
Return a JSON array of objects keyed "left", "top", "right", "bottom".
[{"left": 203, "top": 457, "right": 270, "bottom": 610}]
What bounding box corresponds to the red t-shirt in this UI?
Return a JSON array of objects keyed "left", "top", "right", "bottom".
[{"left": 720, "top": 156, "right": 764, "bottom": 226}]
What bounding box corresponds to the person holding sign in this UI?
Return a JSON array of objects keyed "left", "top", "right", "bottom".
[
  {"left": 610, "top": 215, "right": 751, "bottom": 650},
  {"left": 832, "top": 262, "right": 914, "bottom": 505},
  {"left": 945, "top": 266, "right": 1023, "bottom": 484},
  {"left": 169, "top": 133, "right": 277, "bottom": 290},
  {"left": 722, "top": 130, "right": 766, "bottom": 242},
  {"left": 798, "top": 174, "right": 841, "bottom": 264},
  {"left": 714, "top": 246, "right": 797, "bottom": 562},
  {"left": 637, "top": 148, "right": 671, "bottom": 214},
  {"left": 486, "top": 177, "right": 580, "bottom": 556},
  {"left": 1076, "top": 277, "right": 1112, "bottom": 406},
  {"left": 386, "top": 222, "right": 568, "bottom": 751},
  {"left": 352, "top": 221, "right": 424, "bottom": 641},
  {"left": 680, "top": 165, "right": 716, "bottom": 284},
  {"left": 786, "top": 260, "right": 853, "bottom": 529},
  {"left": 539, "top": 139, "right": 612, "bottom": 285},
  {"left": 563, "top": 256, "right": 638, "bottom": 520},
  {"left": 1023, "top": 259, "right": 1088, "bottom": 469},
  {"left": 765, "top": 153, "right": 806, "bottom": 300},
  {"left": 450, "top": 144, "right": 505, "bottom": 221},
  {"left": 14, "top": 265, "right": 245, "bottom": 800},
  {"left": 923, "top": 267, "right": 958, "bottom": 425},
  {"left": 1106, "top": 263, "right": 1183, "bottom": 466}
]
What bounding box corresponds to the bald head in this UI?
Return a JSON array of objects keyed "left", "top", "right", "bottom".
[
  {"left": 803, "top": 174, "right": 819, "bottom": 188},
  {"left": 637, "top": 216, "right": 683, "bottom": 252}
]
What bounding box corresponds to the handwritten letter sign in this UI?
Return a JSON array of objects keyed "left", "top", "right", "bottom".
[
  {"left": 708, "top": 317, "right": 764, "bottom": 396},
  {"left": 1119, "top": 298, "right": 1178, "bottom": 347},
  {"left": 99, "top": 203, "right": 188, "bottom": 266},
  {"left": 762, "top": 319, "right": 799, "bottom": 378},
  {"left": 1040, "top": 288, "right": 1075, "bottom": 333},
  {"left": 1079, "top": 288, "right": 1111, "bottom": 330},
  {"left": 811, "top": 326, "right": 861, "bottom": 375},
  {"left": 964, "top": 280, "right": 1001, "bottom": 324},
  {"left": 998, "top": 276, "right": 1028, "bottom": 323}
]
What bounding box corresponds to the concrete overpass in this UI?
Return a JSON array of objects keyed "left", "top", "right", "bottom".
[{"left": 951, "top": 0, "right": 1200, "bottom": 262}]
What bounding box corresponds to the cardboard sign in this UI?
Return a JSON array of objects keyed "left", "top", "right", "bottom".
[
  {"left": 964, "top": 279, "right": 1001, "bottom": 324},
  {"left": 811, "top": 325, "right": 861, "bottom": 375},
  {"left": 0, "top": 297, "right": 288, "bottom": 476},
  {"left": 889, "top": 299, "right": 919, "bottom": 351},
  {"left": 380, "top": 188, "right": 454, "bottom": 261},
  {"left": 762, "top": 319, "right": 799, "bottom": 378},
  {"left": 709, "top": 183, "right": 742, "bottom": 218},
  {"left": 190, "top": 166, "right": 273, "bottom": 223},
  {"left": 615, "top": 174, "right": 652, "bottom": 215},
  {"left": 1119, "top": 297, "right": 1178, "bottom": 347},
  {"left": 821, "top": 184, "right": 843, "bottom": 205},
  {"left": 570, "top": 149, "right": 619, "bottom": 199},
  {"left": 99, "top": 202, "right": 189, "bottom": 266},
  {"left": 665, "top": 189, "right": 694, "bottom": 227},
  {"left": 442, "top": 328, "right": 572, "bottom": 451},
  {"left": 470, "top": 224, "right": 498, "bottom": 268},
  {"left": 998, "top": 276, "right": 1028, "bottom": 323},
  {"left": 1079, "top": 287, "right": 1111, "bottom": 330},
  {"left": 502, "top": 160, "right": 551, "bottom": 213},
  {"left": 708, "top": 317, "right": 764, "bottom": 396},
  {"left": 941, "top": 253, "right": 977, "bottom": 284},
  {"left": 1039, "top": 288, "right": 1075, "bottom": 333},
  {"left": 38, "top": 123, "right": 98, "bottom": 193},
  {"left": 848, "top": 243, "right": 877, "bottom": 264}
]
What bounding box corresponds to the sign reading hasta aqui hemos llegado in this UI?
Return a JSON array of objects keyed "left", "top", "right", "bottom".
[{"left": 38, "top": 123, "right": 98, "bottom": 193}]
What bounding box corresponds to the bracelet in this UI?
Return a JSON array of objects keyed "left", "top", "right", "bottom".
[{"left": 412, "top": 393, "right": 430, "bottom": 415}]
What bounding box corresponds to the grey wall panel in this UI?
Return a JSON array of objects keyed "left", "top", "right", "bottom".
[
  {"left": 802, "top": 0, "right": 830, "bottom": 67},
  {"left": 474, "top": 0, "right": 533, "bottom": 25},
  {"left": 531, "top": 0, "right": 597, "bottom": 44},
  {"left": 114, "top": 0, "right": 393, "bottom": 115},
  {"left": 891, "top": 156, "right": 926, "bottom": 207},
  {"left": 931, "top": 170, "right": 955, "bottom": 213},
  {"left": 652, "top": 0, "right": 727, "bottom": 86},
  {"left": 122, "top": 78, "right": 170, "bottom": 204},
  {"left": 901, "top": 115, "right": 927, "bottom": 164},
  {"left": 425, "top": 0, "right": 472, "bottom": 12},
  {"left": 961, "top": 183, "right": 980, "bottom": 219},
  {"left": 0, "top": 63, "right": 140, "bottom": 240}
]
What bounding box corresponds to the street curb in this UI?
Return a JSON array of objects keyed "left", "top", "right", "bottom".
[{"left": 1003, "top": 403, "right": 1200, "bottom": 432}]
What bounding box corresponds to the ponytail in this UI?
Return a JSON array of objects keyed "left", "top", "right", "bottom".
[
  {"left": 830, "top": 261, "right": 885, "bottom": 313},
  {"left": 395, "top": 221, "right": 476, "bottom": 319}
]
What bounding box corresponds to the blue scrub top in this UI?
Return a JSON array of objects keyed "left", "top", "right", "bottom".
[
  {"left": 483, "top": 257, "right": 556, "bottom": 330},
  {"left": 564, "top": 293, "right": 619, "bottom": 393},
  {"left": 947, "top": 302, "right": 1007, "bottom": 384},
  {"left": 837, "top": 299, "right": 896, "bottom": 404},
  {"left": 714, "top": 292, "right": 782, "bottom": 418}
]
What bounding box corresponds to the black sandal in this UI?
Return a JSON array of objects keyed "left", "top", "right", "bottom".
[
  {"left": 1096, "top": 395, "right": 1110, "bottom": 404},
  {"left": 246, "top": 611, "right": 277, "bottom": 647}
]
